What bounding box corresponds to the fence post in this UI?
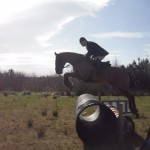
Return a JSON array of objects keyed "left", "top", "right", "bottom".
[{"left": 98, "top": 92, "right": 101, "bottom": 101}]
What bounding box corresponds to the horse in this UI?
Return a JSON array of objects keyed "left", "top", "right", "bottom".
[{"left": 54, "top": 52, "right": 139, "bottom": 118}]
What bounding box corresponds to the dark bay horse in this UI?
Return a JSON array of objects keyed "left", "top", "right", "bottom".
[{"left": 55, "top": 52, "right": 139, "bottom": 118}]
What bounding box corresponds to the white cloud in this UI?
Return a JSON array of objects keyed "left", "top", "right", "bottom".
[
  {"left": 0, "top": 0, "right": 111, "bottom": 52},
  {"left": 73, "top": 0, "right": 110, "bottom": 12},
  {"left": 0, "top": 0, "right": 111, "bottom": 75},
  {"left": 144, "top": 44, "right": 150, "bottom": 50},
  {"left": 91, "top": 31, "right": 150, "bottom": 39},
  {"left": 36, "top": 16, "right": 75, "bottom": 47},
  {"left": 0, "top": 49, "right": 75, "bottom": 75},
  {"left": 0, "top": 0, "right": 49, "bottom": 25},
  {"left": 144, "top": 43, "right": 150, "bottom": 57},
  {"left": 0, "top": 52, "right": 52, "bottom": 75}
]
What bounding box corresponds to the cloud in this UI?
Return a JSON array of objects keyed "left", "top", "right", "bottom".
[
  {"left": 144, "top": 43, "right": 150, "bottom": 57},
  {"left": 0, "top": 0, "right": 49, "bottom": 25},
  {"left": 0, "top": 0, "right": 111, "bottom": 75},
  {"left": 36, "top": 16, "right": 75, "bottom": 47},
  {"left": 0, "top": 0, "right": 111, "bottom": 53},
  {"left": 144, "top": 44, "right": 150, "bottom": 50},
  {"left": 0, "top": 48, "right": 75, "bottom": 75},
  {"left": 90, "top": 31, "right": 150, "bottom": 39},
  {"left": 0, "top": 51, "right": 52, "bottom": 75}
]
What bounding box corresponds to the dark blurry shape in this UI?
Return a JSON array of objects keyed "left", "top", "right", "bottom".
[
  {"left": 140, "top": 127, "right": 150, "bottom": 150},
  {"left": 76, "top": 94, "right": 137, "bottom": 150}
]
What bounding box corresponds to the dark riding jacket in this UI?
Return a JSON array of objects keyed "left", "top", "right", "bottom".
[{"left": 86, "top": 41, "right": 109, "bottom": 57}]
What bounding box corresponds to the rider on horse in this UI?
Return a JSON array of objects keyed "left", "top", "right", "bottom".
[{"left": 79, "top": 37, "right": 110, "bottom": 71}]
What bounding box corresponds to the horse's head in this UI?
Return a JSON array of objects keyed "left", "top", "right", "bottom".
[{"left": 55, "top": 52, "right": 66, "bottom": 74}]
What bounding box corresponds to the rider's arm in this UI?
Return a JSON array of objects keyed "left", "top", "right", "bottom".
[{"left": 85, "top": 50, "right": 92, "bottom": 58}]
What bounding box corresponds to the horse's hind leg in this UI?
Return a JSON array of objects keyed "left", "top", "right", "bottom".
[
  {"left": 113, "top": 86, "right": 139, "bottom": 118},
  {"left": 122, "top": 90, "right": 139, "bottom": 118}
]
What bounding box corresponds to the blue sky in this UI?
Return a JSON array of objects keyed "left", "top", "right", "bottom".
[{"left": 0, "top": 0, "right": 149, "bottom": 75}]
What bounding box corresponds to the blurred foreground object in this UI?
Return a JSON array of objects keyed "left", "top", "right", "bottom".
[{"left": 76, "top": 94, "right": 135, "bottom": 150}]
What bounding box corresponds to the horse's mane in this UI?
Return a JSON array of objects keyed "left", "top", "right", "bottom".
[{"left": 59, "top": 52, "right": 84, "bottom": 57}]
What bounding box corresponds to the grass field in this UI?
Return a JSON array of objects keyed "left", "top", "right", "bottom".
[{"left": 0, "top": 92, "right": 149, "bottom": 150}]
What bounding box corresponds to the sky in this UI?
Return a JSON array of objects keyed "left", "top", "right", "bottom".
[{"left": 0, "top": 0, "right": 150, "bottom": 76}]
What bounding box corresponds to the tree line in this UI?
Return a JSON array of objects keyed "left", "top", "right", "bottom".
[
  {"left": 122, "top": 58, "right": 150, "bottom": 93},
  {"left": 0, "top": 69, "right": 65, "bottom": 93},
  {"left": 0, "top": 58, "right": 150, "bottom": 95}
]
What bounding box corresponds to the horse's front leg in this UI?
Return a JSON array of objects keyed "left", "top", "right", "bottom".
[{"left": 64, "top": 72, "right": 77, "bottom": 89}]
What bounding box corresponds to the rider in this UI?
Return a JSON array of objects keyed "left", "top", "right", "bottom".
[{"left": 79, "top": 37, "right": 110, "bottom": 70}]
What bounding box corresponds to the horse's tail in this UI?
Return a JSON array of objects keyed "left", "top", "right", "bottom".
[{"left": 128, "top": 72, "right": 139, "bottom": 90}]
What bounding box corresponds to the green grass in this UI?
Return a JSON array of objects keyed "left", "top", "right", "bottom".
[{"left": 0, "top": 93, "right": 149, "bottom": 150}]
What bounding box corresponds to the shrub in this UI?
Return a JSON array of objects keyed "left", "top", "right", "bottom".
[
  {"left": 53, "top": 110, "right": 58, "bottom": 118},
  {"left": 42, "top": 108, "right": 47, "bottom": 116},
  {"left": 27, "top": 119, "right": 33, "bottom": 128},
  {"left": 37, "top": 127, "right": 46, "bottom": 138}
]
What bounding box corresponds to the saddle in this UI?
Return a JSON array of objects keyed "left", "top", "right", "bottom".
[
  {"left": 85, "top": 58, "right": 111, "bottom": 83},
  {"left": 85, "top": 60, "right": 111, "bottom": 83},
  {"left": 92, "top": 59, "right": 111, "bottom": 72}
]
